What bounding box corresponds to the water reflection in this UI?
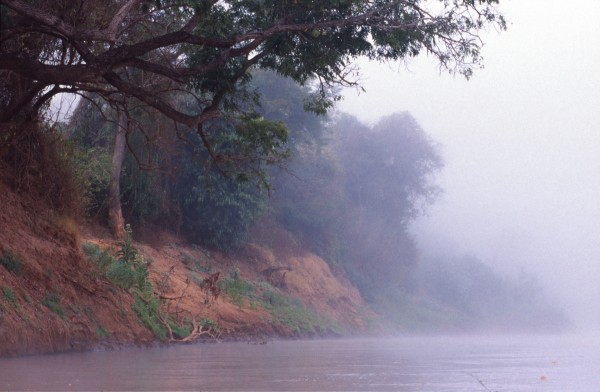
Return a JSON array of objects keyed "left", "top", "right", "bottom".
[{"left": 1, "top": 335, "right": 599, "bottom": 391}]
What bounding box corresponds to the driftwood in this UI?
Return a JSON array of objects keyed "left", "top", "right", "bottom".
[
  {"left": 156, "top": 272, "right": 221, "bottom": 343},
  {"left": 160, "top": 310, "right": 221, "bottom": 343}
]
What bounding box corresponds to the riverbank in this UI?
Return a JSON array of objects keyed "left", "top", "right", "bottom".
[{"left": 0, "top": 180, "right": 374, "bottom": 357}]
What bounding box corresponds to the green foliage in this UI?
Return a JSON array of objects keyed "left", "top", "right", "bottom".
[
  {"left": 81, "top": 229, "right": 170, "bottom": 339},
  {"left": 119, "top": 137, "right": 163, "bottom": 224},
  {"left": 68, "top": 98, "right": 165, "bottom": 223},
  {"left": 132, "top": 288, "right": 167, "bottom": 341},
  {"left": 71, "top": 145, "right": 111, "bottom": 217},
  {"left": 20, "top": 290, "right": 31, "bottom": 304},
  {"left": 2, "top": 287, "right": 15, "bottom": 302},
  {"left": 110, "top": 226, "right": 169, "bottom": 340},
  {"left": 169, "top": 320, "right": 192, "bottom": 340},
  {"left": 271, "top": 112, "right": 442, "bottom": 300},
  {"left": 0, "top": 250, "right": 23, "bottom": 276},
  {"left": 42, "top": 292, "right": 66, "bottom": 319},
  {"left": 81, "top": 305, "right": 112, "bottom": 338},
  {"left": 95, "top": 325, "right": 110, "bottom": 338},
  {"left": 107, "top": 225, "right": 149, "bottom": 290},
  {"left": 83, "top": 240, "right": 148, "bottom": 290},
  {"left": 220, "top": 268, "right": 255, "bottom": 308},
  {"left": 259, "top": 285, "right": 330, "bottom": 334},
  {"left": 199, "top": 317, "right": 220, "bottom": 333},
  {"left": 173, "top": 144, "right": 269, "bottom": 251},
  {"left": 116, "top": 225, "right": 142, "bottom": 264},
  {"left": 2, "top": 287, "right": 21, "bottom": 311},
  {"left": 106, "top": 261, "right": 142, "bottom": 290},
  {"left": 68, "top": 102, "right": 115, "bottom": 217},
  {"left": 81, "top": 242, "right": 114, "bottom": 271},
  {"left": 252, "top": 71, "right": 326, "bottom": 150}
]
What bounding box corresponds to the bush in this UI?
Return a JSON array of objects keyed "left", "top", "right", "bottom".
[
  {"left": 1, "top": 122, "right": 81, "bottom": 213},
  {"left": 81, "top": 242, "right": 113, "bottom": 271},
  {"left": 220, "top": 268, "right": 255, "bottom": 308},
  {"left": 2, "top": 287, "right": 20, "bottom": 311},
  {"left": 132, "top": 289, "right": 167, "bottom": 340},
  {"left": 0, "top": 250, "right": 23, "bottom": 275},
  {"left": 42, "top": 292, "right": 66, "bottom": 319},
  {"left": 103, "top": 225, "right": 149, "bottom": 291},
  {"left": 259, "top": 286, "right": 328, "bottom": 334},
  {"left": 175, "top": 165, "right": 267, "bottom": 251}
]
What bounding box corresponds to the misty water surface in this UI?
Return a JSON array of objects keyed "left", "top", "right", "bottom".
[{"left": 1, "top": 335, "right": 599, "bottom": 391}]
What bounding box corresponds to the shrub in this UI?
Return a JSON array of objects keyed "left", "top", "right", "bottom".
[
  {"left": 81, "top": 242, "right": 114, "bottom": 271},
  {"left": 0, "top": 250, "right": 23, "bottom": 275},
  {"left": 132, "top": 289, "right": 167, "bottom": 340},
  {"left": 42, "top": 292, "right": 66, "bottom": 319},
  {"left": 95, "top": 325, "right": 110, "bottom": 338},
  {"left": 220, "top": 268, "right": 255, "bottom": 308},
  {"left": 106, "top": 225, "right": 149, "bottom": 291},
  {"left": 2, "top": 123, "right": 81, "bottom": 213},
  {"left": 258, "top": 283, "right": 332, "bottom": 334},
  {"left": 107, "top": 261, "right": 141, "bottom": 290},
  {"left": 2, "top": 287, "right": 20, "bottom": 311}
]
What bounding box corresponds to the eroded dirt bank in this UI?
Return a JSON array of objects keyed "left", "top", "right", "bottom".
[{"left": 0, "top": 181, "right": 374, "bottom": 357}]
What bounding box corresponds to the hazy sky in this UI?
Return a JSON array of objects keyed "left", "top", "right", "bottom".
[{"left": 340, "top": 0, "right": 600, "bottom": 329}]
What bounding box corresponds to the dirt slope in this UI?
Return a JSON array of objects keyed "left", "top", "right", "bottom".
[
  {"left": 0, "top": 181, "right": 153, "bottom": 356},
  {"left": 0, "top": 181, "right": 373, "bottom": 357}
]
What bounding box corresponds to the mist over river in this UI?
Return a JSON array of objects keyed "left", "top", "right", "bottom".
[{"left": 1, "top": 335, "right": 599, "bottom": 391}]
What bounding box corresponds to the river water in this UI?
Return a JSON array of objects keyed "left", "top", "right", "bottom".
[{"left": 1, "top": 334, "right": 599, "bottom": 391}]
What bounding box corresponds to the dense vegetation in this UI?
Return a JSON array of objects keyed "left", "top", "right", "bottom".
[
  {"left": 65, "top": 70, "right": 568, "bottom": 331},
  {"left": 1, "top": 1, "right": 568, "bottom": 333},
  {"left": 1, "top": 0, "right": 505, "bottom": 235}
]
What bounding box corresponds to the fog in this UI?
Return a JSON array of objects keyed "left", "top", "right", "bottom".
[{"left": 340, "top": 0, "right": 600, "bottom": 331}]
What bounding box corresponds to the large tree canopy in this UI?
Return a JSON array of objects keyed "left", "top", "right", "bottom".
[{"left": 1, "top": 0, "right": 504, "bottom": 144}]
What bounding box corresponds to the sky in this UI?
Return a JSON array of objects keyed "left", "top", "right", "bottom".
[{"left": 339, "top": 0, "right": 600, "bottom": 330}]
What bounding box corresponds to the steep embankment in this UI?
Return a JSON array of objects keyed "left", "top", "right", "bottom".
[
  {"left": 0, "top": 181, "right": 372, "bottom": 357},
  {"left": 0, "top": 181, "right": 153, "bottom": 356}
]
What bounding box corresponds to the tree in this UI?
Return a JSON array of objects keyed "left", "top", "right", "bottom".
[
  {"left": 108, "top": 109, "right": 128, "bottom": 239},
  {"left": 1, "top": 0, "right": 505, "bottom": 159}
]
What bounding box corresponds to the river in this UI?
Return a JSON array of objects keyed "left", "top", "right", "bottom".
[{"left": 1, "top": 334, "right": 599, "bottom": 391}]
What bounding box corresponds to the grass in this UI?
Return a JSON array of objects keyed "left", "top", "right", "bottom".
[
  {"left": 220, "top": 268, "right": 255, "bottom": 308},
  {"left": 181, "top": 251, "right": 213, "bottom": 273},
  {"left": 216, "top": 271, "right": 333, "bottom": 334},
  {"left": 2, "top": 287, "right": 22, "bottom": 312},
  {"left": 95, "top": 325, "right": 110, "bottom": 338},
  {"left": 169, "top": 319, "right": 192, "bottom": 340},
  {"left": 81, "top": 242, "right": 113, "bottom": 271},
  {"left": 20, "top": 290, "right": 31, "bottom": 304},
  {"left": 81, "top": 305, "right": 111, "bottom": 338},
  {"left": 0, "top": 250, "right": 23, "bottom": 276},
  {"left": 42, "top": 292, "right": 66, "bottom": 319},
  {"left": 2, "top": 287, "right": 16, "bottom": 303},
  {"left": 186, "top": 271, "right": 206, "bottom": 287},
  {"left": 259, "top": 284, "right": 332, "bottom": 334},
  {"left": 82, "top": 229, "right": 220, "bottom": 342},
  {"left": 132, "top": 292, "right": 167, "bottom": 340},
  {"left": 82, "top": 232, "right": 168, "bottom": 340},
  {"left": 81, "top": 240, "right": 148, "bottom": 291}
]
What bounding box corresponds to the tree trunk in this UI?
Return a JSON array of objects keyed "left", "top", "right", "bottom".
[{"left": 108, "top": 110, "right": 127, "bottom": 240}]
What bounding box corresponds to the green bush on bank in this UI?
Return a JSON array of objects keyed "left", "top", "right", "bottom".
[
  {"left": 0, "top": 250, "right": 23, "bottom": 276},
  {"left": 81, "top": 226, "right": 165, "bottom": 338}
]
